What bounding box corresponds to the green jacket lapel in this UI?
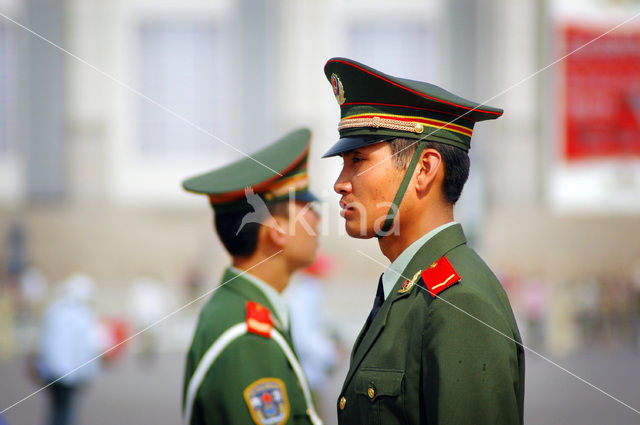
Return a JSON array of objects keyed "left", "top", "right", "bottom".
[
  {"left": 341, "top": 293, "right": 390, "bottom": 393},
  {"left": 349, "top": 321, "right": 368, "bottom": 363},
  {"left": 341, "top": 279, "right": 417, "bottom": 393}
]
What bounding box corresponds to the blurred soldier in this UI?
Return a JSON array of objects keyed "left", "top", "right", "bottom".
[
  {"left": 182, "top": 128, "right": 323, "bottom": 425},
  {"left": 36, "top": 274, "right": 100, "bottom": 425},
  {"left": 322, "top": 58, "right": 525, "bottom": 424}
]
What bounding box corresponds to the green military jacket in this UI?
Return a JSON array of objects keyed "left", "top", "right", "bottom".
[
  {"left": 337, "top": 224, "right": 525, "bottom": 424},
  {"left": 183, "top": 268, "right": 321, "bottom": 425}
]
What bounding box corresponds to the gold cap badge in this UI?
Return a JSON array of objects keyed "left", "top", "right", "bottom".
[{"left": 331, "top": 73, "right": 346, "bottom": 105}]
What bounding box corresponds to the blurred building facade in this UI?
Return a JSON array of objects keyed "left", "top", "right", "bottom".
[{"left": 0, "top": 0, "right": 639, "bottom": 354}]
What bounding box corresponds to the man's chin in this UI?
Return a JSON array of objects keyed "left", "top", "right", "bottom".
[{"left": 344, "top": 222, "right": 374, "bottom": 239}]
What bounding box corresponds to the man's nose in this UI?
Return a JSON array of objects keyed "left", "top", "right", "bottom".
[{"left": 334, "top": 170, "right": 352, "bottom": 195}]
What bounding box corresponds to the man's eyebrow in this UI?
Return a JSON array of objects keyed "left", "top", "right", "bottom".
[{"left": 341, "top": 149, "right": 363, "bottom": 158}]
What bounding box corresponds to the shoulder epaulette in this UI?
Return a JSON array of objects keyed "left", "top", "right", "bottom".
[
  {"left": 420, "top": 256, "right": 461, "bottom": 298},
  {"left": 246, "top": 301, "right": 273, "bottom": 337}
]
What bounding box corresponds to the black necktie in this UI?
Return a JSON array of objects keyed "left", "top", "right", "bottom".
[{"left": 367, "top": 274, "right": 385, "bottom": 325}]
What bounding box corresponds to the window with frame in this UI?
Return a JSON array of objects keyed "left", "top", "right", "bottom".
[
  {"left": 136, "top": 21, "right": 230, "bottom": 158},
  {"left": 0, "top": 21, "right": 14, "bottom": 156},
  {"left": 347, "top": 22, "right": 435, "bottom": 82}
]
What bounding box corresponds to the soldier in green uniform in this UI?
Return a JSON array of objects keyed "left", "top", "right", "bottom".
[
  {"left": 322, "top": 58, "right": 525, "bottom": 424},
  {"left": 182, "top": 128, "right": 323, "bottom": 425}
]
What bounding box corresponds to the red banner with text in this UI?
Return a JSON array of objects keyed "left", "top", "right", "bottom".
[{"left": 562, "top": 25, "right": 640, "bottom": 160}]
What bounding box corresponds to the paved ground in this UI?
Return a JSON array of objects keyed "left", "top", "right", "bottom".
[
  {"left": 523, "top": 346, "right": 640, "bottom": 425},
  {"left": 1, "top": 346, "right": 640, "bottom": 424}
]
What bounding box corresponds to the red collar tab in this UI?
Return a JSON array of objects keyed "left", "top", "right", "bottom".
[
  {"left": 420, "top": 256, "right": 461, "bottom": 298},
  {"left": 246, "top": 301, "right": 273, "bottom": 338}
]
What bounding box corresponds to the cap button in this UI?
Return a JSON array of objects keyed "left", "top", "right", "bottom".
[
  {"left": 339, "top": 396, "right": 346, "bottom": 410},
  {"left": 368, "top": 387, "right": 375, "bottom": 399},
  {"left": 414, "top": 123, "right": 424, "bottom": 133},
  {"left": 372, "top": 116, "right": 381, "bottom": 128}
]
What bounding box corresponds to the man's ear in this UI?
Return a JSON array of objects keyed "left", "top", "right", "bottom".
[
  {"left": 414, "top": 148, "right": 442, "bottom": 193},
  {"left": 263, "top": 216, "right": 287, "bottom": 249}
]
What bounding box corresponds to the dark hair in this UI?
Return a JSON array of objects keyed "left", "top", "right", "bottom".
[
  {"left": 214, "top": 200, "right": 288, "bottom": 257},
  {"left": 388, "top": 138, "right": 470, "bottom": 205}
]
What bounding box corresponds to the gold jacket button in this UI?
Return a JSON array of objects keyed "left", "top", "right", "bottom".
[
  {"left": 339, "top": 396, "right": 346, "bottom": 410},
  {"left": 368, "top": 387, "right": 375, "bottom": 399}
]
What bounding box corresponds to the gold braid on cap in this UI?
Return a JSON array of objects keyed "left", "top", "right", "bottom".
[
  {"left": 338, "top": 116, "right": 425, "bottom": 134},
  {"left": 262, "top": 173, "right": 310, "bottom": 200}
]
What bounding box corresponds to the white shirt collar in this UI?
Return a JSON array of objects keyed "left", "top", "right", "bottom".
[
  {"left": 381, "top": 221, "right": 458, "bottom": 300},
  {"left": 228, "top": 266, "right": 289, "bottom": 330}
]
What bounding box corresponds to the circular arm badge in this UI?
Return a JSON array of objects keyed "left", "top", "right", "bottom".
[{"left": 243, "top": 378, "right": 290, "bottom": 425}]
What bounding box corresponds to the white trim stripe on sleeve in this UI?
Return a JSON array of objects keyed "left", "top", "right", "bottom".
[{"left": 183, "top": 323, "right": 248, "bottom": 424}]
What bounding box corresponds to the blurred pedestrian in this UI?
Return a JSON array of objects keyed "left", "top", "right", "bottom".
[
  {"left": 286, "top": 254, "right": 341, "bottom": 392},
  {"left": 322, "top": 58, "right": 524, "bottom": 424},
  {"left": 128, "top": 277, "right": 168, "bottom": 365},
  {"left": 4, "top": 220, "right": 27, "bottom": 291},
  {"left": 35, "top": 274, "right": 100, "bottom": 425},
  {"left": 0, "top": 286, "right": 15, "bottom": 360},
  {"left": 17, "top": 266, "right": 48, "bottom": 322},
  {"left": 1, "top": 221, "right": 29, "bottom": 359},
  {"left": 182, "top": 129, "right": 323, "bottom": 424},
  {"left": 522, "top": 278, "right": 547, "bottom": 349},
  {"left": 631, "top": 263, "right": 640, "bottom": 350}
]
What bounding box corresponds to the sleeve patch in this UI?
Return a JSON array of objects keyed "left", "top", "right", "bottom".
[
  {"left": 421, "top": 256, "right": 461, "bottom": 297},
  {"left": 246, "top": 301, "right": 273, "bottom": 337},
  {"left": 243, "top": 378, "right": 290, "bottom": 425}
]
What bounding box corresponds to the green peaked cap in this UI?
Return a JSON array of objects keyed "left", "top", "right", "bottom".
[
  {"left": 182, "top": 128, "right": 318, "bottom": 211},
  {"left": 322, "top": 57, "right": 504, "bottom": 157}
]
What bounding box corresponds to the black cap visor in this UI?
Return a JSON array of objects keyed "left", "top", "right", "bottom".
[
  {"left": 292, "top": 190, "right": 320, "bottom": 203},
  {"left": 321, "top": 135, "right": 390, "bottom": 158}
]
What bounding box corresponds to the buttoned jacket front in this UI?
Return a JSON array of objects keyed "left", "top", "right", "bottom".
[{"left": 337, "top": 224, "right": 525, "bottom": 425}]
